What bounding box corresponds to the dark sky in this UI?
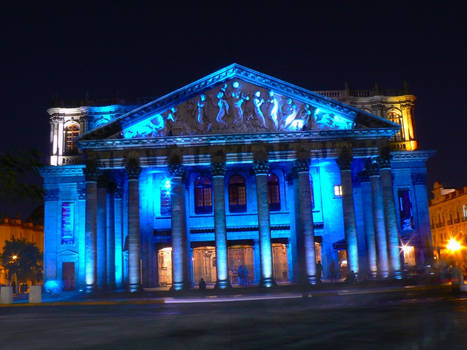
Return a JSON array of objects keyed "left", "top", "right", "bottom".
[{"left": 1, "top": 2, "right": 466, "bottom": 195}]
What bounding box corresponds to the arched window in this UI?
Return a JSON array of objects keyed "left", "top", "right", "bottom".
[
  {"left": 64, "top": 123, "right": 80, "bottom": 155},
  {"left": 194, "top": 176, "right": 212, "bottom": 214},
  {"left": 228, "top": 175, "right": 247, "bottom": 212},
  {"left": 386, "top": 110, "right": 404, "bottom": 142},
  {"left": 267, "top": 173, "right": 281, "bottom": 211}
]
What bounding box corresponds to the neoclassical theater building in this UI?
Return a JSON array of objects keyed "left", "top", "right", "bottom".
[{"left": 41, "top": 64, "right": 433, "bottom": 292}]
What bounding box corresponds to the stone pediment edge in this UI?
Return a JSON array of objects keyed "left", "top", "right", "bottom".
[
  {"left": 79, "top": 128, "right": 397, "bottom": 150},
  {"left": 78, "top": 63, "right": 397, "bottom": 141}
]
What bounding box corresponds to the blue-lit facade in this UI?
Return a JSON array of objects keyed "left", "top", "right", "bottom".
[{"left": 41, "top": 64, "right": 434, "bottom": 292}]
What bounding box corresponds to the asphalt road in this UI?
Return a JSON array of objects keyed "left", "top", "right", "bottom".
[{"left": 1, "top": 290, "right": 466, "bottom": 350}]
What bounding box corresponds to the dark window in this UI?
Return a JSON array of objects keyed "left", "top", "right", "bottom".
[
  {"left": 64, "top": 123, "right": 80, "bottom": 155},
  {"left": 267, "top": 173, "right": 281, "bottom": 211},
  {"left": 398, "top": 189, "right": 415, "bottom": 231},
  {"left": 194, "top": 176, "right": 212, "bottom": 214},
  {"left": 229, "top": 175, "right": 247, "bottom": 212},
  {"left": 160, "top": 181, "right": 171, "bottom": 216}
]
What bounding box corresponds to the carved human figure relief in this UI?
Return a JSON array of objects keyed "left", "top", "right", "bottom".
[
  {"left": 267, "top": 91, "right": 279, "bottom": 129},
  {"left": 196, "top": 94, "right": 207, "bottom": 124},
  {"left": 253, "top": 91, "right": 266, "bottom": 127},
  {"left": 231, "top": 81, "right": 249, "bottom": 123},
  {"left": 283, "top": 98, "right": 298, "bottom": 129},
  {"left": 216, "top": 91, "right": 229, "bottom": 126},
  {"left": 150, "top": 114, "right": 165, "bottom": 136}
]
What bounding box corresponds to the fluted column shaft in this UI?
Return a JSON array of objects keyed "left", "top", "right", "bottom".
[
  {"left": 368, "top": 161, "right": 389, "bottom": 278},
  {"left": 126, "top": 160, "right": 142, "bottom": 292},
  {"left": 380, "top": 159, "right": 402, "bottom": 278},
  {"left": 253, "top": 160, "right": 274, "bottom": 287},
  {"left": 294, "top": 159, "right": 316, "bottom": 284},
  {"left": 359, "top": 172, "right": 377, "bottom": 277},
  {"left": 96, "top": 176, "right": 107, "bottom": 289},
  {"left": 211, "top": 162, "right": 229, "bottom": 289},
  {"left": 107, "top": 184, "right": 116, "bottom": 289},
  {"left": 84, "top": 163, "right": 98, "bottom": 293},
  {"left": 337, "top": 154, "right": 359, "bottom": 276},
  {"left": 169, "top": 164, "right": 188, "bottom": 291}
]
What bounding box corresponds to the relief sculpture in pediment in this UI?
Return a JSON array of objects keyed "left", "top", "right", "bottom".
[{"left": 121, "top": 79, "right": 354, "bottom": 139}]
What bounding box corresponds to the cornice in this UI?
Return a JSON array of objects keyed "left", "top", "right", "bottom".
[
  {"left": 79, "top": 128, "right": 397, "bottom": 151},
  {"left": 391, "top": 150, "right": 436, "bottom": 161}
]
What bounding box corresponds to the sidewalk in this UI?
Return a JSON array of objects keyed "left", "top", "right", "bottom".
[{"left": 1, "top": 281, "right": 456, "bottom": 308}]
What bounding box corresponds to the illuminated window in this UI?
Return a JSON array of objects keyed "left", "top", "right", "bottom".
[
  {"left": 463, "top": 204, "right": 467, "bottom": 218},
  {"left": 387, "top": 110, "right": 404, "bottom": 142},
  {"left": 398, "top": 189, "right": 415, "bottom": 231},
  {"left": 160, "top": 179, "right": 171, "bottom": 216},
  {"left": 64, "top": 123, "right": 80, "bottom": 155},
  {"left": 194, "top": 176, "right": 212, "bottom": 214},
  {"left": 267, "top": 173, "right": 280, "bottom": 211},
  {"left": 61, "top": 202, "right": 74, "bottom": 244},
  {"left": 334, "top": 185, "right": 343, "bottom": 197},
  {"left": 228, "top": 175, "right": 246, "bottom": 213}
]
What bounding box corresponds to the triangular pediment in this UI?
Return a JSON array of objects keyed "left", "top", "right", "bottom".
[{"left": 80, "top": 64, "right": 398, "bottom": 141}]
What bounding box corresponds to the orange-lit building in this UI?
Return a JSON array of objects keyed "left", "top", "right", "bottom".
[
  {"left": 0, "top": 218, "right": 44, "bottom": 285},
  {"left": 429, "top": 182, "right": 467, "bottom": 269}
]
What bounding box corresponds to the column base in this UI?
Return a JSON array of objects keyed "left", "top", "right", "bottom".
[
  {"left": 171, "top": 281, "right": 187, "bottom": 291},
  {"left": 85, "top": 284, "right": 95, "bottom": 294},
  {"left": 260, "top": 277, "right": 275, "bottom": 288},
  {"left": 306, "top": 275, "right": 317, "bottom": 285},
  {"left": 391, "top": 270, "right": 403, "bottom": 280},
  {"left": 215, "top": 280, "right": 231, "bottom": 289},
  {"left": 128, "top": 283, "right": 142, "bottom": 293}
]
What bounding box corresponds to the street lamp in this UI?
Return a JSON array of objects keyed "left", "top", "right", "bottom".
[{"left": 446, "top": 238, "right": 462, "bottom": 253}]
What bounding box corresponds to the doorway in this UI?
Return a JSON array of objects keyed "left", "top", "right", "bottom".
[
  {"left": 158, "top": 247, "right": 172, "bottom": 287},
  {"left": 62, "top": 262, "right": 75, "bottom": 291},
  {"left": 228, "top": 245, "right": 254, "bottom": 285},
  {"left": 192, "top": 246, "right": 217, "bottom": 284},
  {"left": 272, "top": 243, "right": 288, "bottom": 282}
]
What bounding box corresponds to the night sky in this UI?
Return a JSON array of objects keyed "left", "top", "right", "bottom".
[{"left": 1, "top": 3, "right": 466, "bottom": 197}]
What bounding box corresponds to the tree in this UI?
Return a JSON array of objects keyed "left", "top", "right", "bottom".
[{"left": 0, "top": 238, "right": 43, "bottom": 292}]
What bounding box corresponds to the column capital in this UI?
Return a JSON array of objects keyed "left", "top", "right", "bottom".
[
  {"left": 210, "top": 162, "right": 226, "bottom": 176},
  {"left": 97, "top": 175, "right": 109, "bottom": 188},
  {"left": 336, "top": 149, "right": 353, "bottom": 171},
  {"left": 358, "top": 170, "right": 370, "bottom": 183},
  {"left": 252, "top": 160, "right": 269, "bottom": 175},
  {"left": 366, "top": 158, "right": 380, "bottom": 177},
  {"left": 77, "top": 183, "right": 86, "bottom": 200},
  {"left": 44, "top": 188, "right": 59, "bottom": 201},
  {"left": 168, "top": 163, "right": 185, "bottom": 178},
  {"left": 293, "top": 158, "right": 310, "bottom": 173},
  {"left": 125, "top": 158, "right": 142, "bottom": 180},
  {"left": 84, "top": 159, "right": 99, "bottom": 181}
]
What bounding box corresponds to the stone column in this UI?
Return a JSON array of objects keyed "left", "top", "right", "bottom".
[
  {"left": 367, "top": 160, "right": 389, "bottom": 278},
  {"left": 126, "top": 158, "right": 142, "bottom": 292},
  {"left": 412, "top": 172, "right": 434, "bottom": 267},
  {"left": 211, "top": 162, "right": 230, "bottom": 289},
  {"left": 113, "top": 184, "right": 124, "bottom": 288},
  {"left": 379, "top": 157, "right": 402, "bottom": 278},
  {"left": 253, "top": 160, "right": 274, "bottom": 287},
  {"left": 96, "top": 175, "right": 107, "bottom": 289},
  {"left": 84, "top": 162, "right": 98, "bottom": 293},
  {"left": 106, "top": 182, "right": 116, "bottom": 289},
  {"left": 168, "top": 163, "right": 188, "bottom": 291},
  {"left": 336, "top": 152, "right": 359, "bottom": 276},
  {"left": 293, "top": 159, "right": 317, "bottom": 285},
  {"left": 358, "top": 171, "right": 378, "bottom": 277}
]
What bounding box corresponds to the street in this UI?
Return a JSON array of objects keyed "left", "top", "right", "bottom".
[{"left": 1, "top": 289, "right": 466, "bottom": 349}]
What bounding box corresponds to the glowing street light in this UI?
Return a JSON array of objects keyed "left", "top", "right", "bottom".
[
  {"left": 446, "top": 238, "right": 462, "bottom": 253},
  {"left": 11, "top": 255, "right": 18, "bottom": 261}
]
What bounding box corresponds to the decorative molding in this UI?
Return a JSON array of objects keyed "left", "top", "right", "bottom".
[
  {"left": 210, "top": 162, "right": 226, "bottom": 176},
  {"left": 39, "top": 165, "right": 85, "bottom": 177},
  {"left": 252, "top": 160, "right": 270, "bottom": 174}
]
